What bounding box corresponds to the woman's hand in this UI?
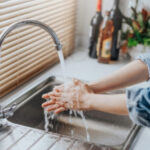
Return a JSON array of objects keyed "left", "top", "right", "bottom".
[{"left": 42, "top": 79, "right": 93, "bottom": 114}]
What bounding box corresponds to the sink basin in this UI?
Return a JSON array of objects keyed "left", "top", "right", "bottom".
[{"left": 8, "top": 76, "right": 139, "bottom": 149}]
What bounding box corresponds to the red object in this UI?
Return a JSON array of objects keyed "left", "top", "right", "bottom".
[
  {"left": 142, "top": 8, "right": 148, "bottom": 21},
  {"left": 96, "top": 0, "right": 102, "bottom": 12}
]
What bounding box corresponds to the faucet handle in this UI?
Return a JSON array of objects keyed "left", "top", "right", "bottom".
[
  {"left": 0, "top": 104, "right": 16, "bottom": 130},
  {"left": 0, "top": 103, "right": 17, "bottom": 119}
]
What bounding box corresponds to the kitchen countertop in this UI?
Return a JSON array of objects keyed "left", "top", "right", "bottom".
[{"left": 0, "top": 47, "right": 150, "bottom": 150}]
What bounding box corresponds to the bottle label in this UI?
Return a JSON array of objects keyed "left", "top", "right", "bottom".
[{"left": 102, "top": 38, "right": 112, "bottom": 58}]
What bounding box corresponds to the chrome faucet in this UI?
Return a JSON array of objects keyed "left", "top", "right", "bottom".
[
  {"left": 0, "top": 20, "right": 62, "bottom": 129},
  {"left": 0, "top": 104, "right": 16, "bottom": 129},
  {"left": 0, "top": 104, "right": 16, "bottom": 119},
  {"left": 0, "top": 20, "right": 62, "bottom": 50}
]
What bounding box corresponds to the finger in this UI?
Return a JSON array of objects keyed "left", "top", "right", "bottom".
[
  {"left": 84, "top": 84, "right": 93, "bottom": 93},
  {"left": 54, "top": 85, "right": 64, "bottom": 91},
  {"left": 73, "top": 79, "right": 82, "bottom": 86},
  {"left": 49, "top": 96, "right": 61, "bottom": 101},
  {"left": 42, "top": 94, "right": 50, "bottom": 99},
  {"left": 56, "top": 101, "right": 65, "bottom": 106},
  {"left": 54, "top": 88, "right": 64, "bottom": 93},
  {"left": 53, "top": 85, "right": 62, "bottom": 90},
  {"left": 42, "top": 92, "right": 55, "bottom": 99},
  {"left": 42, "top": 100, "right": 56, "bottom": 108},
  {"left": 64, "top": 103, "right": 74, "bottom": 109},
  {"left": 52, "top": 92, "right": 62, "bottom": 97},
  {"left": 43, "top": 92, "right": 61, "bottom": 100},
  {"left": 45, "top": 92, "right": 62, "bottom": 98},
  {"left": 46, "top": 104, "right": 60, "bottom": 112},
  {"left": 73, "top": 78, "right": 79, "bottom": 86},
  {"left": 55, "top": 89, "right": 59, "bottom": 92},
  {"left": 54, "top": 107, "right": 66, "bottom": 114}
]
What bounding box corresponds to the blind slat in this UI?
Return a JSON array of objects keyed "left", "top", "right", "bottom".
[
  {"left": 0, "top": 0, "right": 62, "bottom": 15},
  {"left": 0, "top": 56, "right": 58, "bottom": 97},
  {"left": 0, "top": 0, "right": 36, "bottom": 8},
  {"left": 1, "top": 54, "right": 58, "bottom": 93},
  {"left": 1, "top": 52, "right": 57, "bottom": 86},
  {"left": 1, "top": 11, "right": 76, "bottom": 44},
  {"left": 1, "top": 33, "right": 74, "bottom": 71},
  {"left": 0, "top": 2, "right": 76, "bottom": 31},
  {"left": 2, "top": 15, "right": 75, "bottom": 52},
  {"left": 1, "top": 28, "right": 74, "bottom": 62},
  {"left": 0, "top": 0, "right": 71, "bottom": 21}
]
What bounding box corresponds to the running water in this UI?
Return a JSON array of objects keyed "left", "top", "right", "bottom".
[
  {"left": 44, "top": 99, "right": 55, "bottom": 132},
  {"left": 44, "top": 108, "right": 49, "bottom": 132},
  {"left": 44, "top": 50, "right": 90, "bottom": 141},
  {"left": 77, "top": 111, "right": 90, "bottom": 142},
  {"left": 44, "top": 50, "right": 66, "bottom": 132},
  {"left": 74, "top": 85, "right": 90, "bottom": 142},
  {"left": 57, "top": 50, "right": 67, "bottom": 82}
]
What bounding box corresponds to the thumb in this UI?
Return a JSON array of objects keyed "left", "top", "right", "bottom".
[{"left": 73, "top": 78, "right": 81, "bottom": 86}]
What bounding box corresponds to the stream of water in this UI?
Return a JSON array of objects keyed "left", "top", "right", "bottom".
[{"left": 44, "top": 50, "right": 90, "bottom": 141}]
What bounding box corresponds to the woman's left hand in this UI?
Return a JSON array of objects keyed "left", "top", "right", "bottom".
[{"left": 42, "top": 79, "right": 93, "bottom": 114}]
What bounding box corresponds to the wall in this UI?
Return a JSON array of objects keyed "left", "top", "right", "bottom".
[{"left": 76, "top": 0, "right": 150, "bottom": 48}]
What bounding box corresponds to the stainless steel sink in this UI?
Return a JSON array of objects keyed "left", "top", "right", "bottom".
[{"left": 7, "top": 76, "right": 140, "bottom": 149}]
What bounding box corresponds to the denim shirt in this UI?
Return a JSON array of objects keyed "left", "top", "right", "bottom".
[{"left": 126, "top": 54, "right": 150, "bottom": 127}]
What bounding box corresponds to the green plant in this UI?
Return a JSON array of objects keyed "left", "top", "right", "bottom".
[{"left": 121, "top": 6, "right": 150, "bottom": 48}]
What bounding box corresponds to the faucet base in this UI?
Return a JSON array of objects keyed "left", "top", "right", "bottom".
[{"left": 0, "top": 119, "right": 9, "bottom": 130}]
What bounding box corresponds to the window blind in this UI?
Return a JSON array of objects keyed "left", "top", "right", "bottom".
[{"left": 0, "top": 0, "right": 76, "bottom": 97}]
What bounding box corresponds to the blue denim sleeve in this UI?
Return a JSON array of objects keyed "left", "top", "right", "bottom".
[
  {"left": 126, "top": 87, "right": 150, "bottom": 127},
  {"left": 126, "top": 54, "right": 150, "bottom": 126},
  {"left": 136, "top": 53, "right": 150, "bottom": 80}
]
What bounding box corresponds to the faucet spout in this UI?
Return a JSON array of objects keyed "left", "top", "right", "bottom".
[{"left": 0, "top": 20, "right": 62, "bottom": 51}]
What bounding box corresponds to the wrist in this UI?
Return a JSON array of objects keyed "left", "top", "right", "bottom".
[
  {"left": 88, "top": 82, "right": 104, "bottom": 93},
  {"left": 81, "top": 93, "right": 93, "bottom": 110},
  {"left": 83, "top": 93, "right": 97, "bottom": 110},
  {"left": 88, "top": 83, "right": 98, "bottom": 93}
]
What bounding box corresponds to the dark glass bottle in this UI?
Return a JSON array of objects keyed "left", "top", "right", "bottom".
[
  {"left": 110, "top": 0, "right": 122, "bottom": 60},
  {"left": 88, "top": 0, "right": 103, "bottom": 58}
]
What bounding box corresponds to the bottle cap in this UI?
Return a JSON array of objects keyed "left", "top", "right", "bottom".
[{"left": 96, "top": 0, "right": 102, "bottom": 12}]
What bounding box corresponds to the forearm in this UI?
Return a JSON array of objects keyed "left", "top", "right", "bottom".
[
  {"left": 87, "top": 93, "right": 128, "bottom": 115},
  {"left": 88, "top": 60, "right": 149, "bottom": 93}
]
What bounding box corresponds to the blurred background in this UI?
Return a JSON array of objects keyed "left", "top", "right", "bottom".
[
  {"left": 0, "top": 0, "right": 150, "bottom": 96},
  {"left": 76, "top": 0, "right": 150, "bottom": 48},
  {"left": 0, "top": 1, "right": 150, "bottom": 149}
]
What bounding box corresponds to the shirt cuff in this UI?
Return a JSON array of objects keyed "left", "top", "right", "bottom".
[{"left": 126, "top": 87, "right": 150, "bottom": 127}]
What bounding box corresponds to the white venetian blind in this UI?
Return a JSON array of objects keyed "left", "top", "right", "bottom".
[{"left": 0, "top": 0, "right": 76, "bottom": 97}]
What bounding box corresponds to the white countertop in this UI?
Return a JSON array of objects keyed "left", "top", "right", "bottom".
[{"left": 1, "top": 47, "right": 150, "bottom": 150}]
